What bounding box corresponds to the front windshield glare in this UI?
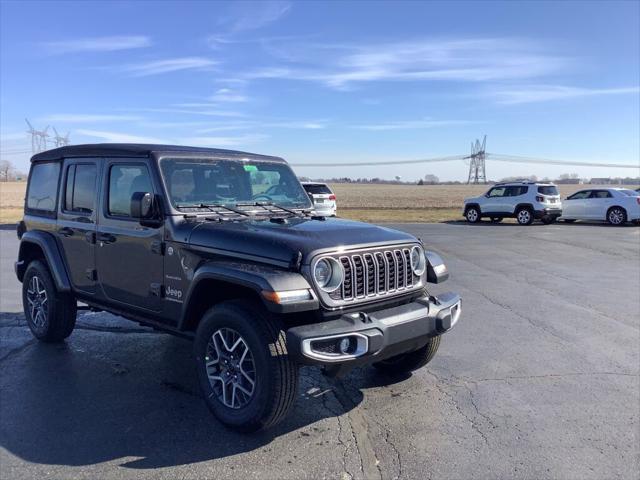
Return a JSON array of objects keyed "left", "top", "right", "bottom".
[{"left": 160, "top": 158, "right": 311, "bottom": 209}]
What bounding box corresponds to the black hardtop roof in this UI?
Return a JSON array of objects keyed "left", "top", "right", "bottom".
[{"left": 30, "top": 143, "right": 286, "bottom": 163}]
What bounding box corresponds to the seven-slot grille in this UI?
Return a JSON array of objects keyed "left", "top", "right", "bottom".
[{"left": 327, "top": 247, "right": 419, "bottom": 302}]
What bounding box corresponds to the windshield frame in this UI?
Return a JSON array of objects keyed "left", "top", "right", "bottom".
[{"left": 157, "top": 155, "right": 312, "bottom": 212}]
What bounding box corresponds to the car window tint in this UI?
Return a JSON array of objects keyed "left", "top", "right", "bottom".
[
  {"left": 27, "top": 162, "right": 60, "bottom": 212},
  {"left": 108, "top": 165, "right": 153, "bottom": 217},
  {"left": 538, "top": 186, "right": 559, "bottom": 195},
  {"left": 568, "top": 191, "right": 590, "bottom": 200},
  {"left": 65, "top": 164, "right": 96, "bottom": 213},
  {"left": 488, "top": 187, "right": 506, "bottom": 197},
  {"left": 304, "top": 184, "right": 332, "bottom": 195},
  {"left": 592, "top": 190, "right": 612, "bottom": 199}
]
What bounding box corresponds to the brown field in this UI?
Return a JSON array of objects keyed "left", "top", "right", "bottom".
[{"left": 0, "top": 181, "right": 636, "bottom": 224}]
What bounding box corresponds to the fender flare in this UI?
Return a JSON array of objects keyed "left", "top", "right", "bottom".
[
  {"left": 179, "top": 262, "right": 318, "bottom": 329},
  {"left": 17, "top": 231, "right": 71, "bottom": 292},
  {"left": 464, "top": 203, "right": 481, "bottom": 213},
  {"left": 514, "top": 203, "right": 535, "bottom": 214}
]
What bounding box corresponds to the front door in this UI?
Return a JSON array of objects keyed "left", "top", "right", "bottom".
[
  {"left": 484, "top": 186, "right": 508, "bottom": 214},
  {"left": 95, "top": 160, "right": 164, "bottom": 313},
  {"left": 57, "top": 160, "right": 100, "bottom": 295}
]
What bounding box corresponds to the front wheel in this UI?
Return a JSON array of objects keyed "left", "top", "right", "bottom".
[
  {"left": 22, "top": 260, "right": 77, "bottom": 342},
  {"left": 465, "top": 206, "right": 481, "bottom": 223},
  {"left": 194, "top": 300, "right": 299, "bottom": 432},
  {"left": 516, "top": 207, "right": 534, "bottom": 225},
  {"left": 607, "top": 207, "right": 627, "bottom": 226},
  {"left": 373, "top": 336, "right": 441, "bottom": 374}
]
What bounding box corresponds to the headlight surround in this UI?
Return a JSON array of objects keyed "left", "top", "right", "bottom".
[
  {"left": 313, "top": 257, "right": 344, "bottom": 292},
  {"left": 410, "top": 246, "right": 426, "bottom": 276}
]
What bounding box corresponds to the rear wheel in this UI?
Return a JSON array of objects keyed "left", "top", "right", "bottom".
[
  {"left": 607, "top": 207, "right": 627, "bottom": 226},
  {"left": 194, "top": 300, "right": 299, "bottom": 432},
  {"left": 22, "top": 260, "right": 77, "bottom": 342},
  {"left": 541, "top": 216, "right": 556, "bottom": 225},
  {"left": 373, "top": 336, "right": 441, "bottom": 374},
  {"left": 465, "top": 206, "right": 481, "bottom": 223},
  {"left": 516, "top": 207, "right": 534, "bottom": 225}
]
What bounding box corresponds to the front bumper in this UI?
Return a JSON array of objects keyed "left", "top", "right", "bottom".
[
  {"left": 286, "top": 292, "right": 461, "bottom": 367},
  {"left": 534, "top": 207, "right": 562, "bottom": 219}
]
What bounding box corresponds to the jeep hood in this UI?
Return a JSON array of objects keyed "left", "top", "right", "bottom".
[{"left": 187, "top": 217, "right": 416, "bottom": 265}]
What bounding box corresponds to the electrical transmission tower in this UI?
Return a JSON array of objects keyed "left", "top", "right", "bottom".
[
  {"left": 25, "top": 119, "right": 50, "bottom": 153},
  {"left": 52, "top": 127, "right": 70, "bottom": 147},
  {"left": 466, "top": 135, "right": 487, "bottom": 184}
]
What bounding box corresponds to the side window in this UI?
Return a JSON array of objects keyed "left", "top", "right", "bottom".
[
  {"left": 592, "top": 190, "right": 612, "bottom": 199},
  {"left": 488, "top": 187, "right": 506, "bottom": 197},
  {"left": 108, "top": 164, "right": 153, "bottom": 217},
  {"left": 27, "top": 162, "right": 60, "bottom": 213},
  {"left": 505, "top": 186, "right": 526, "bottom": 197},
  {"left": 568, "top": 191, "right": 590, "bottom": 200},
  {"left": 64, "top": 164, "right": 97, "bottom": 214}
]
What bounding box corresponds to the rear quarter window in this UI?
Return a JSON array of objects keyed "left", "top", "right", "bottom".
[{"left": 27, "top": 162, "right": 60, "bottom": 213}]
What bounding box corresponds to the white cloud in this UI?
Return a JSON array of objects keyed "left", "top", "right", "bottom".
[
  {"left": 488, "top": 85, "right": 640, "bottom": 104},
  {"left": 182, "top": 134, "right": 269, "bottom": 147},
  {"left": 241, "top": 38, "right": 566, "bottom": 89},
  {"left": 39, "top": 114, "right": 142, "bottom": 123},
  {"left": 351, "top": 119, "right": 476, "bottom": 131},
  {"left": 209, "top": 88, "right": 249, "bottom": 103},
  {"left": 76, "top": 129, "right": 166, "bottom": 144},
  {"left": 225, "top": 1, "right": 291, "bottom": 32},
  {"left": 122, "top": 57, "right": 217, "bottom": 77},
  {"left": 43, "top": 35, "right": 151, "bottom": 54}
]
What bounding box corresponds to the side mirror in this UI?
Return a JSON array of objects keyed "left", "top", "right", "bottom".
[{"left": 130, "top": 192, "right": 155, "bottom": 219}]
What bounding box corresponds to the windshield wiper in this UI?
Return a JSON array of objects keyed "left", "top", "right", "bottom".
[
  {"left": 235, "top": 201, "right": 311, "bottom": 218},
  {"left": 176, "top": 203, "right": 250, "bottom": 219}
]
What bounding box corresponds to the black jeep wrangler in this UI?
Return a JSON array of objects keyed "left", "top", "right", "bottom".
[{"left": 15, "top": 144, "right": 461, "bottom": 432}]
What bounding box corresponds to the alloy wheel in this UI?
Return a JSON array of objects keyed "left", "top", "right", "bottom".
[
  {"left": 26, "top": 275, "right": 48, "bottom": 328},
  {"left": 609, "top": 209, "right": 624, "bottom": 225},
  {"left": 467, "top": 209, "right": 478, "bottom": 222},
  {"left": 517, "top": 210, "right": 531, "bottom": 224},
  {"left": 205, "top": 328, "right": 257, "bottom": 409}
]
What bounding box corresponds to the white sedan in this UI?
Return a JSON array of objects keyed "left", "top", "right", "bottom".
[{"left": 560, "top": 188, "right": 640, "bottom": 225}]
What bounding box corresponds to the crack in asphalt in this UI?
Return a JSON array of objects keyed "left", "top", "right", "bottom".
[
  {"left": 330, "top": 378, "right": 382, "bottom": 480},
  {"left": 469, "top": 371, "right": 640, "bottom": 382},
  {"left": 369, "top": 416, "right": 403, "bottom": 480}
]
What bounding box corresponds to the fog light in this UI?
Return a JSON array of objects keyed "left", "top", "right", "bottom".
[{"left": 339, "top": 337, "right": 351, "bottom": 354}]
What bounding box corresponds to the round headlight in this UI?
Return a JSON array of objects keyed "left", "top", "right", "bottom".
[
  {"left": 313, "top": 257, "right": 343, "bottom": 292},
  {"left": 410, "top": 246, "right": 426, "bottom": 276}
]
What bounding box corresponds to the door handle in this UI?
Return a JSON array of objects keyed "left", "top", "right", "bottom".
[
  {"left": 58, "top": 227, "right": 74, "bottom": 237},
  {"left": 97, "top": 233, "right": 117, "bottom": 244},
  {"left": 85, "top": 231, "right": 96, "bottom": 244}
]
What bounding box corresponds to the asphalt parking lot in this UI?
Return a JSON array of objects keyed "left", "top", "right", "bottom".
[{"left": 1, "top": 222, "right": 639, "bottom": 480}]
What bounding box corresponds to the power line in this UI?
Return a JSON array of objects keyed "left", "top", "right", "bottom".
[
  {"left": 487, "top": 153, "right": 639, "bottom": 169},
  {"left": 290, "top": 154, "right": 465, "bottom": 167}
]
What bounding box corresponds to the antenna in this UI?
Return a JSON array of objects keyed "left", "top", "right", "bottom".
[{"left": 465, "top": 135, "right": 487, "bottom": 184}]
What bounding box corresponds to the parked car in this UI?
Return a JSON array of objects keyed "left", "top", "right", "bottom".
[
  {"left": 15, "top": 144, "right": 461, "bottom": 432},
  {"left": 560, "top": 188, "right": 640, "bottom": 225},
  {"left": 301, "top": 182, "right": 337, "bottom": 216},
  {"left": 463, "top": 181, "right": 562, "bottom": 225}
]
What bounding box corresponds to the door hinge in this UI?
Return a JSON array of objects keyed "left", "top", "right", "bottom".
[
  {"left": 150, "top": 283, "right": 164, "bottom": 297},
  {"left": 151, "top": 241, "right": 165, "bottom": 255},
  {"left": 85, "top": 269, "right": 97, "bottom": 281}
]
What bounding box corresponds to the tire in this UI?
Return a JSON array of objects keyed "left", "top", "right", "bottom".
[
  {"left": 490, "top": 217, "right": 502, "bottom": 223},
  {"left": 465, "top": 206, "right": 481, "bottom": 223},
  {"left": 563, "top": 219, "right": 576, "bottom": 223},
  {"left": 516, "top": 207, "right": 534, "bottom": 225},
  {"left": 22, "top": 260, "right": 77, "bottom": 342},
  {"left": 541, "top": 216, "right": 556, "bottom": 225},
  {"left": 607, "top": 207, "right": 627, "bottom": 226},
  {"left": 194, "top": 300, "right": 299, "bottom": 432},
  {"left": 373, "top": 336, "right": 441, "bottom": 374}
]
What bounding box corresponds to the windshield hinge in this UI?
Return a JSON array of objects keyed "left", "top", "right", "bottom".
[{"left": 289, "top": 251, "right": 303, "bottom": 272}]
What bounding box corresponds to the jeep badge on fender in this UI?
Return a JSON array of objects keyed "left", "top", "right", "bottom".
[{"left": 15, "top": 144, "right": 461, "bottom": 432}]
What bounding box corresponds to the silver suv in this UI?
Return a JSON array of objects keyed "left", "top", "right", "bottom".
[{"left": 463, "top": 181, "right": 562, "bottom": 225}]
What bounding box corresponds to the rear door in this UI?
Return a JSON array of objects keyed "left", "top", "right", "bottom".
[
  {"left": 57, "top": 159, "right": 100, "bottom": 295},
  {"left": 95, "top": 159, "right": 164, "bottom": 313},
  {"left": 585, "top": 190, "right": 613, "bottom": 219}
]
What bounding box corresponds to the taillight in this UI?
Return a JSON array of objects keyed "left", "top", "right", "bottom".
[
  {"left": 329, "top": 194, "right": 336, "bottom": 201},
  {"left": 536, "top": 195, "right": 544, "bottom": 202}
]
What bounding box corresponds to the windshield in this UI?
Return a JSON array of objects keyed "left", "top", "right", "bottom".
[{"left": 160, "top": 158, "right": 311, "bottom": 209}]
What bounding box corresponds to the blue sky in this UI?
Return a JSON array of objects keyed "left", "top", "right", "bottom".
[{"left": 1, "top": 0, "right": 639, "bottom": 181}]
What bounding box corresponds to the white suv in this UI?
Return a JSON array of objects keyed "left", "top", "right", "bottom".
[
  {"left": 301, "top": 182, "right": 337, "bottom": 216},
  {"left": 463, "top": 181, "right": 562, "bottom": 225}
]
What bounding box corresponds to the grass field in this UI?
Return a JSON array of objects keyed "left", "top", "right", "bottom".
[{"left": 0, "top": 181, "right": 635, "bottom": 224}]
